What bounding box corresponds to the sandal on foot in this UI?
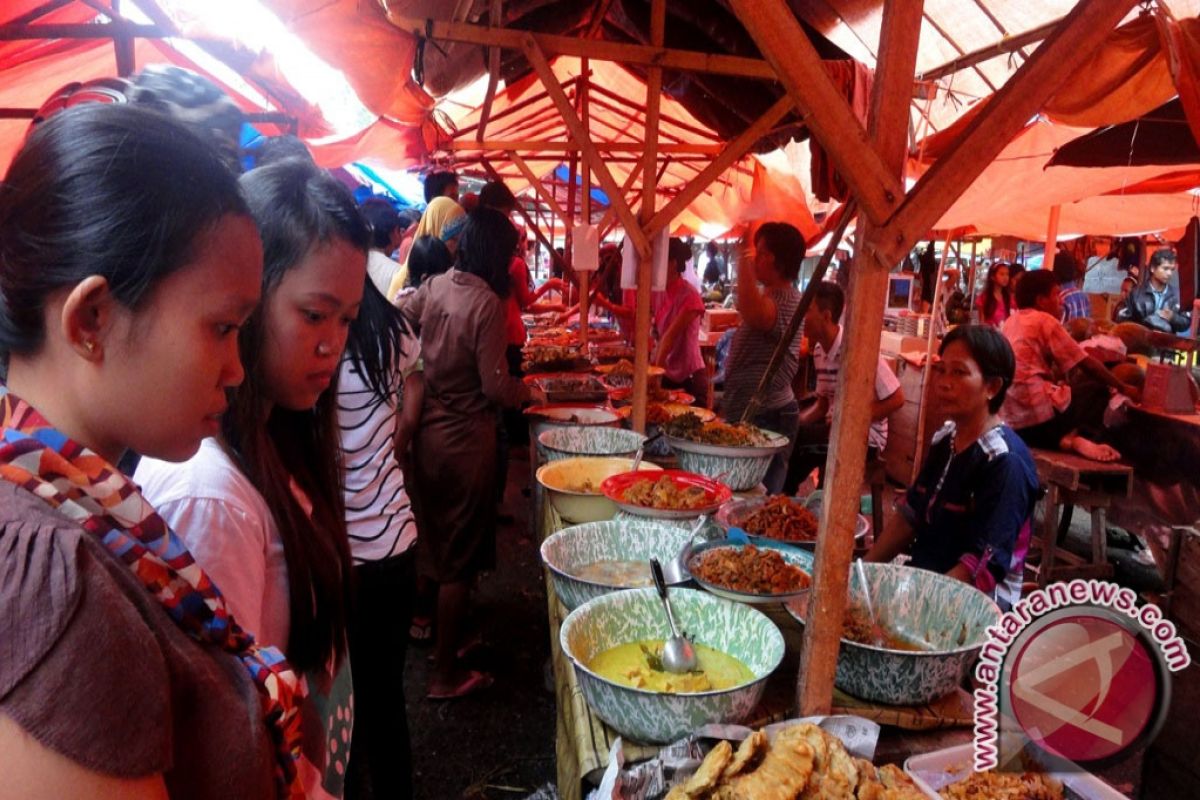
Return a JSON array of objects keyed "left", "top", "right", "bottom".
[{"left": 427, "top": 670, "right": 494, "bottom": 700}]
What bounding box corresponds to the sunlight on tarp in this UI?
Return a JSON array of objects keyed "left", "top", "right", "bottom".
[{"left": 155, "top": 0, "right": 374, "bottom": 136}]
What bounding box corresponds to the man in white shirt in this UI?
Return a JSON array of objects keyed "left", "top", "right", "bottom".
[
  {"left": 360, "top": 199, "right": 408, "bottom": 297},
  {"left": 784, "top": 281, "right": 905, "bottom": 493}
]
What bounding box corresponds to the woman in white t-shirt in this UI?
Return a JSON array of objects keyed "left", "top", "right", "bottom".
[
  {"left": 136, "top": 159, "right": 367, "bottom": 800},
  {"left": 337, "top": 276, "right": 423, "bottom": 798}
]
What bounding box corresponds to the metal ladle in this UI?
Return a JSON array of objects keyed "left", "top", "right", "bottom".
[
  {"left": 660, "top": 513, "right": 710, "bottom": 584},
  {"left": 855, "top": 558, "right": 886, "bottom": 647},
  {"left": 650, "top": 558, "right": 697, "bottom": 673}
]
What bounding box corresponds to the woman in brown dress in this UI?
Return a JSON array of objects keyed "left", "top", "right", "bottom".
[{"left": 398, "top": 207, "right": 531, "bottom": 698}]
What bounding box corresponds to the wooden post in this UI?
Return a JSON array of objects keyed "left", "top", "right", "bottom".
[
  {"left": 1044, "top": 205, "right": 1062, "bottom": 274},
  {"left": 632, "top": 0, "right": 665, "bottom": 434},
  {"left": 796, "top": 0, "right": 924, "bottom": 717},
  {"left": 580, "top": 59, "right": 592, "bottom": 350}
]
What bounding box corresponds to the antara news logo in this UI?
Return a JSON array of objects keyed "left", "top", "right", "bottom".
[{"left": 973, "top": 579, "right": 1189, "bottom": 772}]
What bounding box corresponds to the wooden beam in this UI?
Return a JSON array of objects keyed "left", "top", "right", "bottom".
[
  {"left": 509, "top": 151, "right": 569, "bottom": 224},
  {"left": 6, "top": 0, "right": 75, "bottom": 27},
  {"left": 796, "top": 0, "right": 923, "bottom": 717},
  {"left": 112, "top": 0, "right": 134, "bottom": 77},
  {"left": 597, "top": 163, "right": 643, "bottom": 232},
  {"left": 1044, "top": 205, "right": 1062, "bottom": 273},
  {"left": 445, "top": 140, "right": 723, "bottom": 154},
  {"left": 0, "top": 22, "right": 166, "bottom": 39},
  {"left": 476, "top": 0, "right": 502, "bottom": 142},
  {"left": 521, "top": 34, "right": 650, "bottom": 261},
  {"left": 727, "top": 0, "right": 905, "bottom": 227},
  {"left": 873, "top": 0, "right": 1141, "bottom": 268},
  {"left": 453, "top": 77, "right": 580, "bottom": 139},
  {"left": 632, "top": 0, "right": 665, "bottom": 435},
  {"left": 920, "top": 16, "right": 1062, "bottom": 82},
  {"left": 484, "top": 157, "right": 569, "bottom": 275},
  {"left": 922, "top": 10, "right": 997, "bottom": 93},
  {"left": 386, "top": 14, "right": 778, "bottom": 80},
  {"left": 645, "top": 94, "right": 793, "bottom": 237}
]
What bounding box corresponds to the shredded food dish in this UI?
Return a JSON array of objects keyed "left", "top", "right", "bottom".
[
  {"left": 665, "top": 412, "right": 772, "bottom": 446},
  {"left": 840, "top": 605, "right": 929, "bottom": 651},
  {"left": 621, "top": 475, "right": 712, "bottom": 510},
  {"left": 741, "top": 496, "right": 819, "bottom": 542},
  {"left": 603, "top": 358, "right": 636, "bottom": 388},
  {"left": 691, "top": 545, "right": 811, "bottom": 595},
  {"left": 939, "top": 771, "right": 1064, "bottom": 800}
]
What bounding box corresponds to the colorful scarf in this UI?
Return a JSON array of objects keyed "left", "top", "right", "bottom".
[{"left": 0, "top": 389, "right": 305, "bottom": 798}]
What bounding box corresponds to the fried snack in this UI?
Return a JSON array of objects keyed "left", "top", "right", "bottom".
[
  {"left": 741, "top": 496, "right": 819, "bottom": 542},
  {"left": 673, "top": 724, "right": 922, "bottom": 800},
  {"left": 938, "top": 771, "right": 1064, "bottom": 800},
  {"left": 854, "top": 761, "right": 927, "bottom": 800},
  {"left": 621, "top": 475, "right": 711, "bottom": 510},
  {"left": 683, "top": 740, "right": 733, "bottom": 797},
  {"left": 722, "top": 727, "right": 815, "bottom": 800},
  {"left": 722, "top": 731, "right": 767, "bottom": 780},
  {"left": 691, "top": 545, "right": 811, "bottom": 595}
]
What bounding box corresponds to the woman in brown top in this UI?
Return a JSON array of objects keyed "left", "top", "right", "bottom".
[
  {"left": 0, "top": 106, "right": 297, "bottom": 797},
  {"left": 399, "top": 208, "right": 531, "bottom": 699}
]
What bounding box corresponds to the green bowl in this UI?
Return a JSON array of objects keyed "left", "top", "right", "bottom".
[
  {"left": 666, "top": 430, "right": 789, "bottom": 491},
  {"left": 560, "top": 587, "right": 784, "bottom": 743},
  {"left": 540, "top": 518, "right": 692, "bottom": 610},
  {"left": 539, "top": 427, "right": 647, "bottom": 462},
  {"left": 786, "top": 562, "right": 1000, "bottom": 705}
]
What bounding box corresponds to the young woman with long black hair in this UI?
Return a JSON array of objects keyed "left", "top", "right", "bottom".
[
  {"left": 137, "top": 158, "right": 367, "bottom": 799},
  {"left": 0, "top": 104, "right": 303, "bottom": 798},
  {"left": 338, "top": 274, "right": 423, "bottom": 797}
]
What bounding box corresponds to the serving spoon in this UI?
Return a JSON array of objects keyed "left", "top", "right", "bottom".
[
  {"left": 650, "top": 558, "right": 697, "bottom": 673},
  {"left": 630, "top": 430, "right": 664, "bottom": 472},
  {"left": 660, "top": 513, "right": 710, "bottom": 584},
  {"left": 854, "top": 558, "right": 887, "bottom": 647}
]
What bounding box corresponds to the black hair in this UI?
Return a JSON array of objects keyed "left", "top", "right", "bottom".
[
  {"left": 457, "top": 207, "right": 516, "bottom": 297},
  {"left": 1052, "top": 250, "right": 1079, "bottom": 284},
  {"left": 1150, "top": 247, "right": 1178, "bottom": 267},
  {"left": 408, "top": 235, "right": 454, "bottom": 289},
  {"left": 812, "top": 281, "right": 845, "bottom": 324},
  {"left": 253, "top": 134, "right": 315, "bottom": 168},
  {"left": 344, "top": 279, "right": 414, "bottom": 401},
  {"left": 754, "top": 222, "right": 806, "bottom": 282},
  {"left": 360, "top": 199, "right": 404, "bottom": 250},
  {"left": 128, "top": 65, "right": 245, "bottom": 173},
  {"left": 981, "top": 262, "right": 1012, "bottom": 323},
  {"left": 226, "top": 158, "right": 367, "bottom": 672},
  {"left": 939, "top": 324, "right": 1015, "bottom": 413},
  {"left": 479, "top": 180, "right": 518, "bottom": 212},
  {"left": 0, "top": 104, "right": 248, "bottom": 375},
  {"left": 423, "top": 169, "right": 459, "bottom": 203},
  {"left": 1014, "top": 269, "right": 1058, "bottom": 309},
  {"left": 668, "top": 238, "right": 692, "bottom": 274}
]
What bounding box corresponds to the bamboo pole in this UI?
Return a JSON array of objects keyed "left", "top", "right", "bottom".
[
  {"left": 910, "top": 231, "right": 954, "bottom": 485},
  {"left": 632, "top": 0, "right": 665, "bottom": 434},
  {"left": 796, "top": 0, "right": 924, "bottom": 717}
]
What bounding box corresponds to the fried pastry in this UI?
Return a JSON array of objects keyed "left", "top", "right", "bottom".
[
  {"left": 722, "top": 731, "right": 767, "bottom": 780},
  {"left": 683, "top": 740, "right": 732, "bottom": 797},
  {"left": 723, "top": 731, "right": 815, "bottom": 800}
]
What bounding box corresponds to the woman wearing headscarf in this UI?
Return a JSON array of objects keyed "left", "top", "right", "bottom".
[{"left": 388, "top": 197, "right": 466, "bottom": 301}]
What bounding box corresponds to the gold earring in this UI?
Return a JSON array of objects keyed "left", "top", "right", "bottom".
[{"left": 84, "top": 340, "right": 97, "bottom": 354}]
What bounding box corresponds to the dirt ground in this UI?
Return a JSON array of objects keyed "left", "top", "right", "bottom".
[{"left": 404, "top": 444, "right": 558, "bottom": 800}]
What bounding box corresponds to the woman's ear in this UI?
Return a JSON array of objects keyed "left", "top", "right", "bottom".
[
  {"left": 59, "top": 276, "right": 113, "bottom": 361},
  {"left": 984, "top": 375, "right": 1005, "bottom": 403}
]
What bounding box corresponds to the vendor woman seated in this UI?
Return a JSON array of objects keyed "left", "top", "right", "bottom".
[
  {"left": 1001, "top": 269, "right": 1140, "bottom": 462},
  {"left": 784, "top": 281, "right": 904, "bottom": 493},
  {"left": 866, "top": 326, "right": 1039, "bottom": 611}
]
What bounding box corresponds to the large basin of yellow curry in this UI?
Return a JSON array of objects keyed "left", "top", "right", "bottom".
[{"left": 588, "top": 640, "right": 754, "bottom": 693}]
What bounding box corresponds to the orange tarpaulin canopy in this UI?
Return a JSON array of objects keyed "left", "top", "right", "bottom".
[
  {"left": 0, "top": 0, "right": 432, "bottom": 171},
  {"left": 434, "top": 56, "right": 817, "bottom": 241}
]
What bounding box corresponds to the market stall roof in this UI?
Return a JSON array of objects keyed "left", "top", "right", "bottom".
[
  {"left": 912, "top": 114, "right": 1200, "bottom": 239},
  {"left": 0, "top": 0, "right": 433, "bottom": 170},
  {"left": 433, "top": 53, "right": 818, "bottom": 239},
  {"left": 388, "top": 0, "right": 1200, "bottom": 148}
]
